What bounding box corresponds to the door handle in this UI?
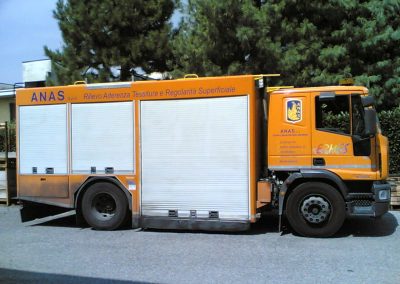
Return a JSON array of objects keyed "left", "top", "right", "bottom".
[{"left": 313, "top": 158, "right": 326, "bottom": 166}]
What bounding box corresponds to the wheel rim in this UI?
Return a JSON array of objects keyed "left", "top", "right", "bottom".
[
  {"left": 91, "top": 193, "right": 117, "bottom": 221},
  {"left": 300, "top": 195, "right": 331, "bottom": 224}
]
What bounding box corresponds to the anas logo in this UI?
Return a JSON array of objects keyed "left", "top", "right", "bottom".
[
  {"left": 286, "top": 99, "right": 302, "bottom": 123},
  {"left": 31, "top": 90, "right": 65, "bottom": 103}
]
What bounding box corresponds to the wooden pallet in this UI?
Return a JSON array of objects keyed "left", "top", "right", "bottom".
[
  {"left": 0, "top": 158, "right": 6, "bottom": 171},
  {"left": 0, "top": 158, "right": 8, "bottom": 206},
  {"left": 389, "top": 176, "right": 400, "bottom": 210},
  {"left": 0, "top": 122, "right": 11, "bottom": 206}
]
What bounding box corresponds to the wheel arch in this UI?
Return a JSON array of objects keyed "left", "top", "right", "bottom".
[
  {"left": 287, "top": 170, "right": 348, "bottom": 198},
  {"left": 278, "top": 170, "right": 348, "bottom": 216},
  {"left": 74, "top": 177, "right": 132, "bottom": 213}
]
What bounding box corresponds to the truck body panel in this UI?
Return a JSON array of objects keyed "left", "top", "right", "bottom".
[
  {"left": 16, "top": 75, "right": 260, "bottom": 228},
  {"left": 15, "top": 75, "right": 391, "bottom": 235}
]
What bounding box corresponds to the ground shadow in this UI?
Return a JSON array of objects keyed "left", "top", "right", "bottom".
[
  {"left": 333, "top": 212, "right": 398, "bottom": 237},
  {"left": 20, "top": 202, "right": 132, "bottom": 230},
  {"left": 20, "top": 202, "right": 72, "bottom": 223},
  {"left": 0, "top": 268, "right": 150, "bottom": 284},
  {"left": 21, "top": 202, "right": 399, "bottom": 237},
  {"left": 142, "top": 212, "right": 281, "bottom": 236},
  {"left": 145, "top": 212, "right": 399, "bottom": 237},
  {"left": 257, "top": 211, "right": 399, "bottom": 237},
  {"left": 35, "top": 215, "right": 133, "bottom": 231},
  {"left": 35, "top": 214, "right": 77, "bottom": 227}
]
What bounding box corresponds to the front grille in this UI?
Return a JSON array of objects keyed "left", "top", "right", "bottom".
[
  {"left": 351, "top": 200, "right": 373, "bottom": 207},
  {"left": 348, "top": 193, "right": 373, "bottom": 199}
]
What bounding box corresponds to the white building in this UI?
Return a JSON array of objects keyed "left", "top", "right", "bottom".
[
  {"left": 0, "top": 84, "right": 16, "bottom": 123},
  {"left": 0, "top": 59, "right": 52, "bottom": 123},
  {"left": 22, "top": 59, "right": 52, "bottom": 87}
]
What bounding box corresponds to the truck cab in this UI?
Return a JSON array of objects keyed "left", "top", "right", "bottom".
[{"left": 266, "top": 86, "right": 390, "bottom": 237}]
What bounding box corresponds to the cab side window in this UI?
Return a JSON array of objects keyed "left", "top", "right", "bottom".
[{"left": 315, "top": 95, "right": 350, "bottom": 135}]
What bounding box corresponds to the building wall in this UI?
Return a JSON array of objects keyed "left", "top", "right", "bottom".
[
  {"left": 23, "top": 59, "right": 52, "bottom": 87},
  {"left": 0, "top": 98, "right": 15, "bottom": 123}
]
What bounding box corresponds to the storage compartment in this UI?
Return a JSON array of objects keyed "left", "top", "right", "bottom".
[
  {"left": 71, "top": 101, "right": 134, "bottom": 174},
  {"left": 18, "top": 175, "right": 69, "bottom": 198},
  {"left": 19, "top": 104, "right": 68, "bottom": 174},
  {"left": 141, "top": 96, "right": 249, "bottom": 220}
]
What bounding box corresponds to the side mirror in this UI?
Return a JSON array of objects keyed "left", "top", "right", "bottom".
[
  {"left": 361, "top": 95, "right": 375, "bottom": 107},
  {"left": 363, "top": 108, "right": 377, "bottom": 137}
]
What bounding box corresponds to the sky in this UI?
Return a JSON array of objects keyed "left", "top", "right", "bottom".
[
  {"left": 0, "top": 0, "right": 182, "bottom": 85},
  {"left": 0, "top": 0, "right": 62, "bottom": 84}
]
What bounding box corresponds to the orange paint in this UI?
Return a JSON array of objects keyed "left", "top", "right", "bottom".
[
  {"left": 15, "top": 74, "right": 389, "bottom": 229},
  {"left": 16, "top": 75, "right": 259, "bottom": 222}
]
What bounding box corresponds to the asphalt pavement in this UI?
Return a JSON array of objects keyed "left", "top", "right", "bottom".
[{"left": 0, "top": 205, "right": 399, "bottom": 284}]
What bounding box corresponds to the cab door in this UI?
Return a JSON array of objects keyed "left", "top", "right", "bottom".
[{"left": 311, "top": 92, "right": 376, "bottom": 180}]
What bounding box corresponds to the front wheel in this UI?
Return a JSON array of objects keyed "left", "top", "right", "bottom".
[
  {"left": 286, "top": 182, "right": 345, "bottom": 237},
  {"left": 81, "top": 182, "right": 128, "bottom": 230}
]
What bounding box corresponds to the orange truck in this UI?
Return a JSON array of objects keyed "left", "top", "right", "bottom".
[{"left": 15, "top": 74, "right": 390, "bottom": 237}]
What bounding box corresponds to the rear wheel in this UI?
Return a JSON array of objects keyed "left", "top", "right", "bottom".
[
  {"left": 286, "top": 182, "right": 345, "bottom": 237},
  {"left": 81, "top": 182, "right": 128, "bottom": 230}
]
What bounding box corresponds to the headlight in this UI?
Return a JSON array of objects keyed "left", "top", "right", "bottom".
[{"left": 378, "top": 189, "right": 390, "bottom": 201}]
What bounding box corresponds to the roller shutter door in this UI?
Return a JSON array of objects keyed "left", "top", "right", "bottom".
[
  {"left": 141, "top": 96, "right": 249, "bottom": 220},
  {"left": 19, "top": 104, "right": 68, "bottom": 174},
  {"left": 71, "top": 102, "right": 134, "bottom": 174}
]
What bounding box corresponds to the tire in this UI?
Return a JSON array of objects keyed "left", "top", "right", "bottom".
[
  {"left": 81, "top": 182, "right": 128, "bottom": 230},
  {"left": 286, "top": 182, "right": 345, "bottom": 237}
]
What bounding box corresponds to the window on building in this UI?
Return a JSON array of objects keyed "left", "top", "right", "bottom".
[{"left": 9, "top": 103, "right": 16, "bottom": 121}]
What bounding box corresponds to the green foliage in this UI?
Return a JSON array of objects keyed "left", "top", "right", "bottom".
[
  {"left": 379, "top": 106, "right": 400, "bottom": 174},
  {"left": 322, "top": 111, "right": 350, "bottom": 134},
  {"left": 172, "top": 0, "right": 400, "bottom": 110},
  {"left": 170, "top": 0, "right": 286, "bottom": 77},
  {"left": 45, "top": 0, "right": 176, "bottom": 84},
  {"left": 311, "top": 105, "right": 400, "bottom": 173},
  {"left": 170, "top": 0, "right": 249, "bottom": 77},
  {"left": 42, "top": 0, "right": 399, "bottom": 173}
]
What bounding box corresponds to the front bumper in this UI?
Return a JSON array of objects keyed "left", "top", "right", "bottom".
[{"left": 347, "top": 182, "right": 391, "bottom": 217}]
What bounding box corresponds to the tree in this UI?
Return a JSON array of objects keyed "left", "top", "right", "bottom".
[
  {"left": 348, "top": 0, "right": 400, "bottom": 109},
  {"left": 171, "top": 0, "right": 254, "bottom": 77},
  {"left": 172, "top": 0, "right": 400, "bottom": 109},
  {"left": 45, "top": 0, "right": 176, "bottom": 84}
]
